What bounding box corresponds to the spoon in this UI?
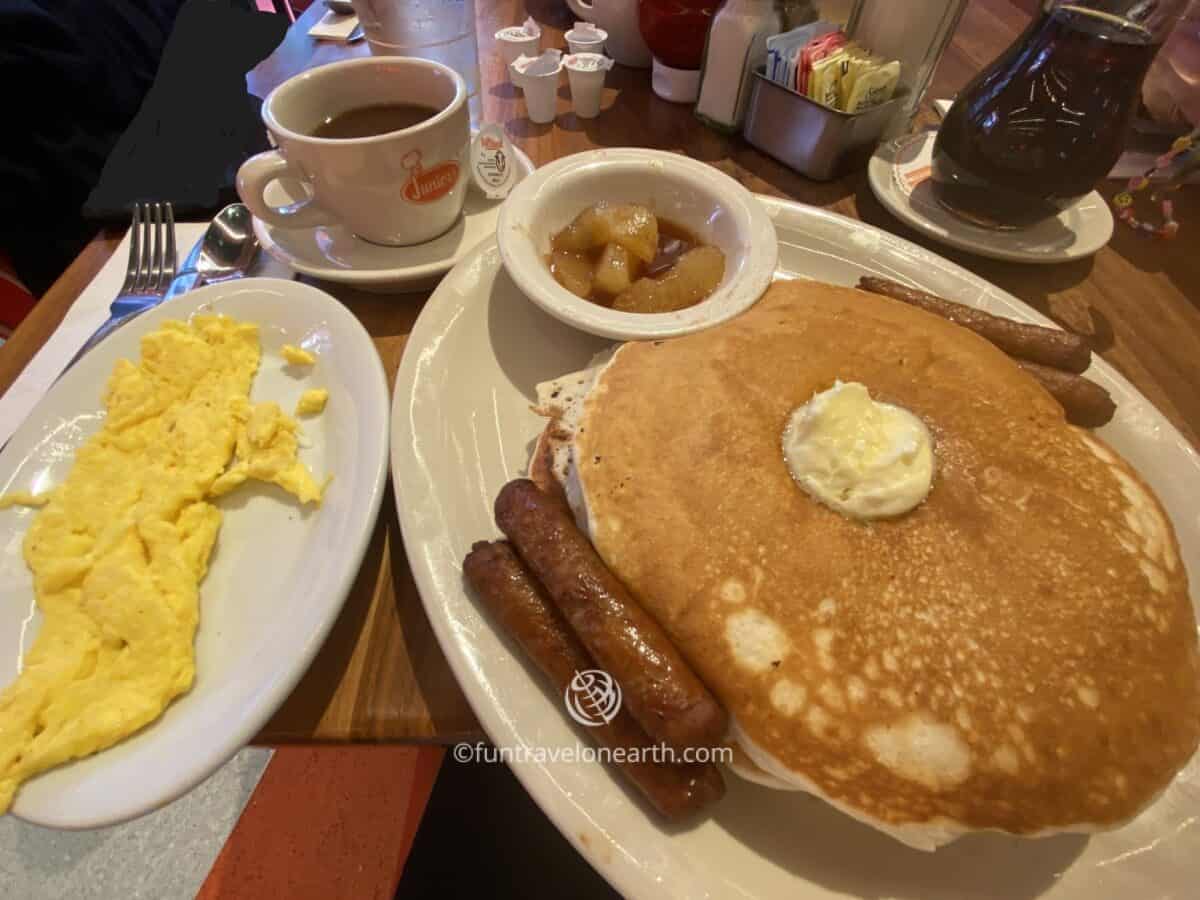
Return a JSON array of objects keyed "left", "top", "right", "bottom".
[
  {"left": 64, "top": 204, "right": 260, "bottom": 373},
  {"left": 161, "top": 202, "right": 259, "bottom": 301},
  {"left": 193, "top": 202, "right": 259, "bottom": 285}
]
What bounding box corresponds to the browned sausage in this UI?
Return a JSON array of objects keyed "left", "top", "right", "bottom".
[
  {"left": 493, "top": 480, "right": 729, "bottom": 753},
  {"left": 1017, "top": 361, "right": 1116, "bottom": 428},
  {"left": 857, "top": 276, "right": 1092, "bottom": 374},
  {"left": 463, "top": 540, "right": 725, "bottom": 819}
]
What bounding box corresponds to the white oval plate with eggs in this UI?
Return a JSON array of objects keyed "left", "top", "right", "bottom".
[
  {"left": 391, "top": 196, "right": 1199, "bottom": 898},
  {"left": 0, "top": 277, "right": 389, "bottom": 828}
]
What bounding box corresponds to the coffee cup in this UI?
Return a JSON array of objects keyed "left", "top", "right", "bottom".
[{"left": 237, "top": 57, "right": 469, "bottom": 246}]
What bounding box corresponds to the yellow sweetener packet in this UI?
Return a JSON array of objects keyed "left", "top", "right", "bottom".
[
  {"left": 837, "top": 47, "right": 878, "bottom": 110},
  {"left": 844, "top": 59, "right": 900, "bottom": 113},
  {"left": 809, "top": 50, "right": 847, "bottom": 109}
]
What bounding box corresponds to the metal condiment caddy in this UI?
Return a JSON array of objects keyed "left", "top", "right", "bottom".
[{"left": 741, "top": 0, "right": 967, "bottom": 180}]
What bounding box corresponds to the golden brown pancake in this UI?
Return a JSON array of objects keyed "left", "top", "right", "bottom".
[{"left": 558, "top": 280, "right": 1200, "bottom": 842}]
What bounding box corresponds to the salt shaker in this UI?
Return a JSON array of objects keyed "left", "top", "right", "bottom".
[{"left": 695, "top": 0, "right": 784, "bottom": 132}]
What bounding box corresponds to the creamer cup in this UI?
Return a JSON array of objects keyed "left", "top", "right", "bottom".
[
  {"left": 496, "top": 17, "right": 541, "bottom": 67},
  {"left": 510, "top": 50, "right": 564, "bottom": 124},
  {"left": 565, "top": 21, "right": 607, "bottom": 55},
  {"left": 564, "top": 53, "right": 613, "bottom": 119}
]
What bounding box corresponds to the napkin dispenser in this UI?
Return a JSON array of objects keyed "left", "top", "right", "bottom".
[{"left": 741, "top": 67, "right": 905, "bottom": 181}]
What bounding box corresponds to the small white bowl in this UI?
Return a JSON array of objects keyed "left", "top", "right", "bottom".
[{"left": 497, "top": 148, "right": 779, "bottom": 340}]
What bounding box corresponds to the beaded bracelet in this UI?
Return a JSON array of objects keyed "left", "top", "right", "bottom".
[{"left": 1112, "top": 129, "right": 1198, "bottom": 239}]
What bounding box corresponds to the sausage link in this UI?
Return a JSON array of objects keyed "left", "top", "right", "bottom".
[
  {"left": 858, "top": 276, "right": 1092, "bottom": 374},
  {"left": 463, "top": 541, "right": 725, "bottom": 819},
  {"left": 1017, "top": 361, "right": 1116, "bottom": 428},
  {"left": 493, "top": 480, "right": 729, "bottom": 753}
]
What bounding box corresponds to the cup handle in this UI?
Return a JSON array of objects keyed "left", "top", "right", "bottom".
[
  {"left": 564, "top": 0, "right": 594, "bottom": 22},
  {"left": 236, "top": 150, "right": 332, "bottom": 230}
]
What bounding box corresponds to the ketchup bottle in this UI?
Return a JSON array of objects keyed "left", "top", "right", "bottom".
[{"left": 639, "top": 0, "right": 722, "bottom": 103}]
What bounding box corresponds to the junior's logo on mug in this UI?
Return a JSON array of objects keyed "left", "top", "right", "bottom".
[{"left": 401, "top": 149, "right": 460, "bottom": 204}]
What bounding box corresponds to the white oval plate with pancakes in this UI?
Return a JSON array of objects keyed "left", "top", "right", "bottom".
[
  {"left": 0, "top": 278, "right": 389, "bottom": 828},
  {"left": 391, "top": 198, "right": 1200, "bottom": 899}
]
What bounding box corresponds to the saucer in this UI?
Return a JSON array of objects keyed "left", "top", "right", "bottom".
[
  {"left": 253, "top": 140, "right": 535, "bottom": 293},
  {"left": 868, "top": 131, "right": 1114, "bottom": 264}
]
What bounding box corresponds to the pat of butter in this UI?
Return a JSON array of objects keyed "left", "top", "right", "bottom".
[{"left": 783, "top": 381, "right": 933, "bottom": 520}]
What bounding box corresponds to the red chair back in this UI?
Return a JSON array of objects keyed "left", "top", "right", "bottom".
[{"left": 0, "top": 252, "right": 35, "bottom": 337}]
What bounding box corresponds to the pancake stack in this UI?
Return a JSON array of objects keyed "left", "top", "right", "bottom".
[{"left": 534, "top": 279, "right": 1200, "bottom": 849}]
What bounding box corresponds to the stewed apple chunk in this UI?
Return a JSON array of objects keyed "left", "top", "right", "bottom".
[
  {"left": 549, "top": 250, "right": 594, "bottom": 299},
  {"left": 592, "top": 243, "right": 643, "bottom": 296},
  {"left": 551, "top": 202, "right": 659, "bottom": 264},
  {"left": 612, "top": 246, "right": 725, "bottom": 314},
  {"left": 546, "top": 203, "right": 724, "bottom": 312}
]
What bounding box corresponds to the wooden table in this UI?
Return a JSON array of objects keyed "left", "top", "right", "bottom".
[{"left": 2, "top": 0, "right": 1197, "bottom": 744}]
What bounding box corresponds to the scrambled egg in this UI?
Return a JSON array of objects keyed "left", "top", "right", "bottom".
[
  {"left": 295, "top": 389, "right": 328, "bottom": 417},
  {"left": 0, "top": 315, "right": 325, "bottom": 813},
  {"left": 0, "top": 493, "right": 50, "bottom": 510},
  {"left": 281, "top": 344, "right": 316, "bottom": 366},
  {"left": 209, "top": 400, "right": 323, "bottom": 502}
]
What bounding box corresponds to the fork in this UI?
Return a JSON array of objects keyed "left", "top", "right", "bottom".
[{"left": 67, "top": 201, "right": 177, "bottom": 369}]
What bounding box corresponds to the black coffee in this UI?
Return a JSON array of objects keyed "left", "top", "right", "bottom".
[{"left": 311, "top": 103, "right": 439, "bottom": 139}]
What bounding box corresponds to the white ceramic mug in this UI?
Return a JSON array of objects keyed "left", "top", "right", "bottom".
[{"left": 237, "top": 57, "right": 469, "bottom": 246}]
